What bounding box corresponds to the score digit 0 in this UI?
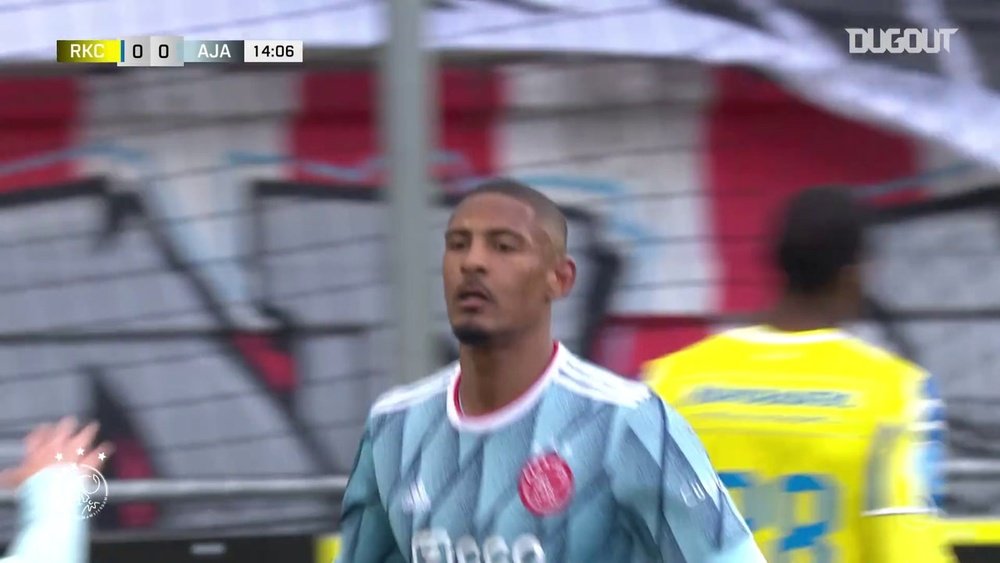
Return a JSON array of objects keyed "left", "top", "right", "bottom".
[
  {"left": 149, "top": 35, "right": 183, "bottom": 67},
  {"left": 119, "top": 36, "right": 150, "bottom": 67}
]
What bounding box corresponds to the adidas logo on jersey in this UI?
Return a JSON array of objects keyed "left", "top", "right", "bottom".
[{"left": 401, "top": 479, "right": 431, "bottom": 514}]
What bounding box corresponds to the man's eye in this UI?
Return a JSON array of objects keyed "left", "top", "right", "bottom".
[
  {"left": 495, "top": 241, "right": 516, "bottom": 252},
  {"left": 446, "top": 240, "right": 467, "bottom": 250}
]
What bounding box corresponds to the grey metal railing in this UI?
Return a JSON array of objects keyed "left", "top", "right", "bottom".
[{"left": 0, "top": 459, "right": 994, "bottom": 505}]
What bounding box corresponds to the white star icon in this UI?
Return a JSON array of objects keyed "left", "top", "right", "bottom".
[
  {"left": 98, "top": 452, "right": 107, "bottom": 462},
  {"left": 76, "top": 448, "right": 85, "bottom": 456},
  {"left": 54, "top": 453, "right": 63, "bottom": 462}
]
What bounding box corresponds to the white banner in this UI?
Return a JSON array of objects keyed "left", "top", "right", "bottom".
[{"left": 2, "top": 0, "right": 998, "bottom": 172}]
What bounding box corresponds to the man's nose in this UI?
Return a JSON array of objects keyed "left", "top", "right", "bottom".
[{"left": 460, "top": 239, "right": 489, "bottom": 273}]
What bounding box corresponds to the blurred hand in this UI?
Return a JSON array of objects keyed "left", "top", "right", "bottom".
[{"left": 0, "top": 417, "right": 114, "bottom": 490}]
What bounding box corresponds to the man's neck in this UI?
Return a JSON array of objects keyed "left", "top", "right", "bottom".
[
  {"left": 766, "top": 294, "right": 843, "bottom": 333},
  {"left": 457, "top": 328, "right": 556, "bottom": 417}
]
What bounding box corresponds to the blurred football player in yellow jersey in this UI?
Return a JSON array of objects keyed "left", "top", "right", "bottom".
[{"left": 645, "top": 186, "right": 954, "bottom": 562}]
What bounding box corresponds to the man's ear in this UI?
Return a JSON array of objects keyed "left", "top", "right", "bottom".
[{"left": 548, "top": 255, "right": 576, "bottom": 301}]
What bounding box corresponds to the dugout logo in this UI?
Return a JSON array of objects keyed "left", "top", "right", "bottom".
[{"left": 846, "top": 28, "right": 958, "bottom": 54}]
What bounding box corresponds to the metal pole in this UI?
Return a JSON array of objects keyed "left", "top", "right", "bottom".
[{"left": 381, "top": 0, "right": 436, "bottom": 384}]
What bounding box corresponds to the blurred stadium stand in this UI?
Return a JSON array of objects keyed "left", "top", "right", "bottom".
[{"left": 1, "top": 1, "right": 1000, "bottom": 562}]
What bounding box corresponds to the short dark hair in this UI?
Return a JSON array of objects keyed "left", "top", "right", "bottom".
[
  {"left": 774, "top": 185, "right": 870, "bottom": 294},
  {"left": 461, "top": 178, "right": 568, "bottom": 253}
]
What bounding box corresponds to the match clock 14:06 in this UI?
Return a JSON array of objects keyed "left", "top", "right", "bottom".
[{"left": 244, "top": 40, "right": 303, "bottom": 63}]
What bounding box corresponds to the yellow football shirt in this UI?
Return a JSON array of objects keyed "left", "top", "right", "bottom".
[{"left": 644, "top": 325, "right": 953, "bottom": 563}]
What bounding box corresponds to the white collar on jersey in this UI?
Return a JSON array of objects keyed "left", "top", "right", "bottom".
[
  {"left": 727, "top": 325, "right": 848, "bottom": 344},
  {"left": 446, "top": 341, "right": 565, "bottom": 433}
]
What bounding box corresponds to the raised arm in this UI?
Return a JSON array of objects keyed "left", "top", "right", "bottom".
[{"left": 1, "top": 418, "right": 112, "bottom": 563}]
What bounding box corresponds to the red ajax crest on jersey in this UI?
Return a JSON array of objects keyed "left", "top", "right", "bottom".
[{"left": 518, "top": 452, "right": 574, "bottom": 516}]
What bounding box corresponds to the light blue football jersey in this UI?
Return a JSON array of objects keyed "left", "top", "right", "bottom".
[
  {"left": 336, "top": 344, "right": 763, "bottom": 563},
  {"left": 3, "top": 465, "right": 87, "bottom": 563}
]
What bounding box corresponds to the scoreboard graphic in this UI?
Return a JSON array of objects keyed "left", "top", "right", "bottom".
[{"left": 56, "top": 37, "right": 303, "bottom": 65}]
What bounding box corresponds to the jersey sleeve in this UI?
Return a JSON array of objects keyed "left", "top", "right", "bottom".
[
  {"left": 336, "top": 416, "right": 405, "bottom": 563},
  {"left": 861, "top": 370, "right": 956, "bottom": 563},
  {"left": 3, "top": 465, "right": 87, "bottom": 563},
  {"left": 609, "top": 395, "right": 766, "bottom": 562}
]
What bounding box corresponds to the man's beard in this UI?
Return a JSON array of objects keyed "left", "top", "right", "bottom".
[{"left": 451, "top": 324, "right": 494, "bottom": 347}]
